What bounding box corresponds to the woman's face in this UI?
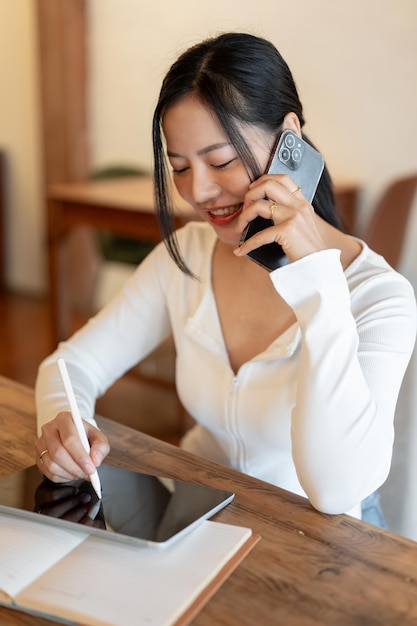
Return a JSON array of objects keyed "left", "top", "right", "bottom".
[{"left": 162, "top": 95, "right": 273, "bottom": 246}]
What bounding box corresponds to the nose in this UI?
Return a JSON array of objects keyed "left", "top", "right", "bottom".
[{"left": 190, "top": 167, "right": 220, "bottom": 205}]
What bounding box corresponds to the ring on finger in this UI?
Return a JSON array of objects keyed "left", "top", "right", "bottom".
[
  {"left": 269, "top": 202, "right": 278, "bottom": 219},
  {"left": 291, "top": 186, "right": 301, "bottom": 195},
  {"left": 39, "top": 449, "right": 49, "bottom": 464}
]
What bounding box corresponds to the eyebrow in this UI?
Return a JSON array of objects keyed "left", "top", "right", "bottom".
[{"left": 167, "top": 142, "right": 231, "bottom": 158}]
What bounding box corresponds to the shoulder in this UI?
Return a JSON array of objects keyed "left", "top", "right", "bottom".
[
  {"left": 346, "top": 238, "right": 415, "bottom": 299},
  {"left": 175, "top": 221, "right": 217, "bottom": 250},
  {"left": 136, "top": 221, "right": 215, "bottom": 283},
  {"left": 347, "top": 238, "right": 416, "bottom": 335},
  {"left": 170, "top": 221, "right": 217, "bottom": 276}
]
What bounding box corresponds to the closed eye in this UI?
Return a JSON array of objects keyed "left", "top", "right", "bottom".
[
  {"left": 172, "top": 166, "right": 189, "bottom": 174},
  {"left": 212, "top": 158, "right": 237, "bottom": 170},
  {"left": 171, "top": 156, "right": 237, "bottom": 175}
]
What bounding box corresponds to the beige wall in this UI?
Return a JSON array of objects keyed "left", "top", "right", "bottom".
[
  {"left": 0, "top": 0, "right": 43, "bottom": 292},
  {"left": 89, "top": 0, "right": 417, "bottom": 233},
  {"left": 1, "top": 0, "right": 416, "bottom": 293}
]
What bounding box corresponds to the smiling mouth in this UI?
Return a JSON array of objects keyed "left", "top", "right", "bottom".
[
  {"left": 208, "top": 205, "right": 241, "bottom": 218},
  {"left": 207, "top": 205, "right": 243, "bottom": 226}
]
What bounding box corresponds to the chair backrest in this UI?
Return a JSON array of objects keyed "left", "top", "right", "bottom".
[{"left": 362, "top": 173, "right": 417, "bottom": 269}]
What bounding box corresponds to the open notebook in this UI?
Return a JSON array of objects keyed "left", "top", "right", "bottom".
[
  {"left": 0, "top": 466, "right": 259, "bottom": 626},
  {"left": 0, "top": 504, "right": 259, "bottom": 625}
]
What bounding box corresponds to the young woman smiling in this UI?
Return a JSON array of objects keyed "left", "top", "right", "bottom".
[{"left": 35, "top": 33, "right": 416, "bottom": 526}]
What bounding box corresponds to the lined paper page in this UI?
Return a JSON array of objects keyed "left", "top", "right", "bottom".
[
  {"left": 19, "top": 520, "right": 252, "bottom": 626},
  {"left": 0, "top": 513, "right": 86, "bottom": 599}
]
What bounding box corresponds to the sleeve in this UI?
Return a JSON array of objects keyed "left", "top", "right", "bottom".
[
  {"left": 270, "top": 249, "right": 417, "bottom": 514},
  {"left": 35, "top": 243, "right": 173, "bottom": 436}
]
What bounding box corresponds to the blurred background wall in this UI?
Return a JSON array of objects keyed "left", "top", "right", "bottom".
[
  {"left": 1, "top": 0, "right": 416, "bottom": 294},
  {"left": 0, "top": 1, "right": 43, "bottom": 293}
]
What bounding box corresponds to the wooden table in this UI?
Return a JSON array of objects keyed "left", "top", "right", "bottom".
[
  {"left": 46, "top": 176, "right": 359, "bottom": 343},
  {"left": 46, "top": 176, "right": 195, "bottom": 342},
  {"left": 1, "top": 374, "right": 417, "bottom": 626}
]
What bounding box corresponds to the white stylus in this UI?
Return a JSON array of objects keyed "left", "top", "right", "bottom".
[{"left": 57, "top": 358, "right": 102, "bottom": 499}]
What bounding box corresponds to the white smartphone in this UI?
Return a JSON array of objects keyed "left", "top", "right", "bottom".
[{"left": 240, "top": 130, "right": 324, "bottom": 271}]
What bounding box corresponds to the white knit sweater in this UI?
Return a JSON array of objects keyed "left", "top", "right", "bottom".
[{"left": 36, "top": 222, "right": 416, "bottom": 518}]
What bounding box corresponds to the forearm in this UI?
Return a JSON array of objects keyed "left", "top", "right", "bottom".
[
  {"left": 271, "top": 249, "right": 416, "bottom": 513},
  {"left": 35, "top": 346, "right": 100, "bottom": 436}
]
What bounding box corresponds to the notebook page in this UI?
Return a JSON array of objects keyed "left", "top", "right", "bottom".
[
  {"left": 0, "top": 513, "right": 86, "bottom": 600},
  {"left": 19, "top": 520, "right": 252, "bottom": 626}
]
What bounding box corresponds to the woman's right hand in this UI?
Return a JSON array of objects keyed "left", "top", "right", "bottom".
[{"left": 35, "top": 411, "right": 110, "bottom": 484}]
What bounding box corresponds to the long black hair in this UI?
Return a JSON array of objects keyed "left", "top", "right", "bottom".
[{"left": 152, "top": 32, "right": 341, "bottom": 275}]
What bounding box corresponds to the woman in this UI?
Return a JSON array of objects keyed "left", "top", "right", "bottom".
[{"left": 35, "top": 32, "right": 416, "bottom": 523}]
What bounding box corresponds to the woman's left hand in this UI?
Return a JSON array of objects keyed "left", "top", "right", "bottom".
[{"left": 234, "top": 173, "right": 326, "bottom": 263}]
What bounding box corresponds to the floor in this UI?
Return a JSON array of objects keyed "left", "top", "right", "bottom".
[{"left": 0, "top": 290, "right": 184, "bottom": 444}]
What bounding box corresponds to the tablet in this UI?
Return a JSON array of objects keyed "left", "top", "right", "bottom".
[{"left": 0, "top": 464, "right": 234, "bottom": 548}]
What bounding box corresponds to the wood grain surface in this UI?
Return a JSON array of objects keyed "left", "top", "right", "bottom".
[{"left": 1, "top": 375, "right": 417, "bottom": 625}]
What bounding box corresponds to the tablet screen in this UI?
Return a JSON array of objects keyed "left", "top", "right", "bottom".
[{"left": 0, "top": 464, "right": 234, "bottom": 548}]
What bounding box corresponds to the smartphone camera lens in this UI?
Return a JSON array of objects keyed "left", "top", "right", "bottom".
[
  {"left": 292, "top": 148, "right": 302, "bottom": 163},
  {"left": 284, "top": 133, "right": 296, "bottom": 149},
  {"left": 280, "top": 147, "right": 291, "bottom": 162}
]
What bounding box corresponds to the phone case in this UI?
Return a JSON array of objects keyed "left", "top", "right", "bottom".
[
  {"left": 267, "top": 130, "right": 324, "bottom": 203},
  {"left": 241, "top": 130, "right": 324, "bottom": 271}
]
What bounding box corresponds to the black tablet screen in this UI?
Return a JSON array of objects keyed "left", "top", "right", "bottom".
[{"left": 0, "top": 464, "right": 234, "bottom": 547}]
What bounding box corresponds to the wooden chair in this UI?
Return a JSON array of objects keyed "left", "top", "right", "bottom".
[{"left": 361, "top": 173, "right": 417, "bottom": 269}]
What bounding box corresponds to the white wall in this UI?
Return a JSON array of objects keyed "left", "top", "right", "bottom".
[
  {"left": 0, "top": 0, "right": 44, "bottom": 293},
  {"left": 89, "top": 0, "right": 417, "bottom": 232}
]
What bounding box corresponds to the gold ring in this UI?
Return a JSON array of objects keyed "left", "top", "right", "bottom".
[
  {"left": 39, "top": 449, "right": 49, "bottom": 464},
  {"left": 291, "top": 186, "right": 301, "bottom": 194},
  {"left": 270, "top": 202, "right": 278, "bottom": 219}
]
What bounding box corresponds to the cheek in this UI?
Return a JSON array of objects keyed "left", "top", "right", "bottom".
[
  {"left": 172, "top": 175, "right": 190, "bottom": 200},
  {"left": 227, "top": 170, "right": 251, "bottom": 197}
]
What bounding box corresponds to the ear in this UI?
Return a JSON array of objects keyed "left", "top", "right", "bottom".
[{"left": 282, "top": 112, "right": 302, "bottom": 137}]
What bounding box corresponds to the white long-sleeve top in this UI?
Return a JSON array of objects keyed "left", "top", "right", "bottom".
[{"left": 36, "top": 222, "right": 416, "bottom": 518}]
